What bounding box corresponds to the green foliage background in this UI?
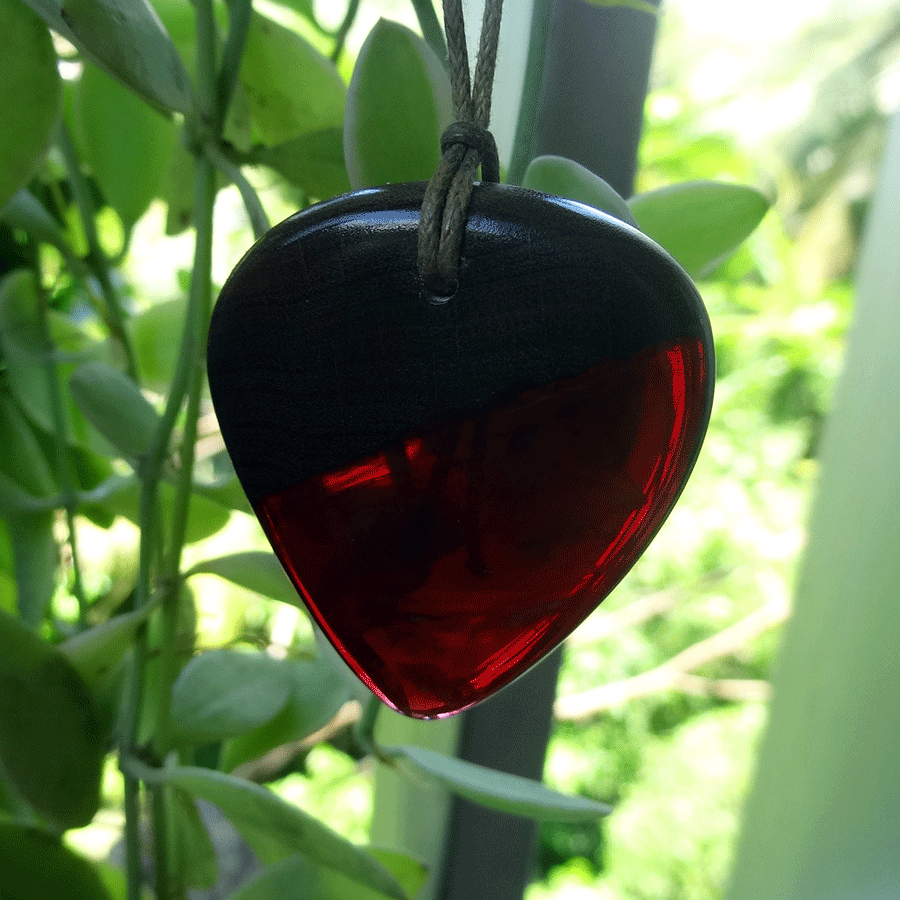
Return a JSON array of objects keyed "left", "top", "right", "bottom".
[{"left": 0, "top": 0, "right": 896, "bottom": 899}]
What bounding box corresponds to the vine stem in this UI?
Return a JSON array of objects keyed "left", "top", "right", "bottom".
[
  {"left": 119, "top": 0, "right": 224, "bottom": 897},
  {"left": 331, "top": 0, "right": 362, "bottom": 63},
  {"left": 56, "top": 124, "right": 140, "bottom": 384},
  {"left": 33, "top": 277, "right": 89, "bottom": 625},
  {"left": 411, "top": 0, "right": 449, "bottom": 68}
]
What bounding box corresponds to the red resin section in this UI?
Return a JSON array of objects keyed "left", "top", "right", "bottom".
[{"left": 257, "top": 340, "right": 708, "bottom": 718}]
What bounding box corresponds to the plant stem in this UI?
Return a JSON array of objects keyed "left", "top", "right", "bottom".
[
  {"left": 331, "top": 0, "right": 362, "bottom": 63},
  {"left": 204, "top": 142, "right": 270, "bottom": 238},
  {"left": 122, "top": 775, "right": 143, "bottom": 900},
  {"left": 506, "top": 0, "right": 552, "bottom": 185},
  {"left": 154, "top": 154, "right": 216, "bottom": 757},
  {"left": 118, "top": 2, "right": 222, "bottom": 897},
  {"left": 411, "top": 0, "right": 449, "bottom": 69},
  {"left": 33, "top": 278, "right": 89, "bottom": 625},
  {"left": 217, "top": 0, "right": 252, "bottom": 132},
  {"left": 57, "top": 124, "right": 140, "bottom": 384},
  {"left": 355, "top": 695, "right": 384, "bottom": 756}
]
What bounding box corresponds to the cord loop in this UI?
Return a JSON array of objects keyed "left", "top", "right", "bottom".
[{"left": 417, "top": 0, "right": 504, "bottom": 297}]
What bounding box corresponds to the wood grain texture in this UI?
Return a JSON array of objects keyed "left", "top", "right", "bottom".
[{"left": 207, "top": 182, "right": 712, "bottom": 506}]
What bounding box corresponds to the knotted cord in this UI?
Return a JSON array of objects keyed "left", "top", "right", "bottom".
[{"left": 418, "top": 0, "right": 504, "bottom": 297}]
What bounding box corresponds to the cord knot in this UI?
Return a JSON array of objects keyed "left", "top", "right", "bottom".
[
  {"left": 417, "top": 0, "right": 504, "bottom": 298},
  {"left": 440, "top": 121, "right": 500, "bottom": 184}
]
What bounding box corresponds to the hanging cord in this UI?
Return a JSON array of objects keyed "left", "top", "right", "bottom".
[{"left": 418, "top": 0, "right": 504, "bottom": 297}]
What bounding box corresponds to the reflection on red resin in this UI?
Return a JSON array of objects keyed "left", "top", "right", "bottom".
[{"left": 257, "top": 340, "right": 708, "bottom": 718}]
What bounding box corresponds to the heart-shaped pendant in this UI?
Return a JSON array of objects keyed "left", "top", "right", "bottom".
[{"left": 207, "top": 182, "right": 714, "bottom": 718}]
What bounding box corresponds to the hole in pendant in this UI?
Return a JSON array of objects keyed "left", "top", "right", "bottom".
[{"left": 426, "top": 284, "right": 456, "bottom": 306}]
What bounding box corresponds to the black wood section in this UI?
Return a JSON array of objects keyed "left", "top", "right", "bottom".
[{"left": 208, "top": 182, "right": 708, "bottom": 508}]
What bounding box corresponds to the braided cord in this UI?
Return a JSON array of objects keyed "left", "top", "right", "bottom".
[{"left": 418, "top": 0, "right": 504, "bottom": 297}]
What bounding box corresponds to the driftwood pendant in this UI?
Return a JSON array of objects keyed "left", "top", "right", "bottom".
[{"left": 207, "top": 182, "right": 714, "bottom": 718}]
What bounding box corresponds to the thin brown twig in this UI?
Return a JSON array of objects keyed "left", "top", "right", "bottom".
[{"left": 555, "top": 597, "right": 789, "bottom": 721}]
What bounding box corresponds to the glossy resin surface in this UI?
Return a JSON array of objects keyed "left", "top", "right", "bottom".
[{"left": 208, "top": 182, "right": 714, "bottom": 717}]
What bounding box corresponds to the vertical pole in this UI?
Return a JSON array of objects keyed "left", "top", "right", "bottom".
[
  {"left": 435, "top": 3, "right": 660, "bottom": 899},
  {"left": 532, "top": 0, "right": 658, "bottom": 198}
]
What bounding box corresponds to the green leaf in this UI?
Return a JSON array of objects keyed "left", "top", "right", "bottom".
[
  {"left": 220, "top": 655, "right": 350, "bottom": 773},
  {"left": 129, "top": 296, "right": 185, "bottom": 389},
  {"left": 228, "top": 854, "right": 415, "bottom": 900},
  {"left": 522, "top": 155, "right": 638, "bottom": 227},
  {"left": 74, "top": 62, "right": 175, "bottom": 230},
  {"left": 0, "top": 822, "right": 111, "bottom": 900},
  {"left": 253, "top": 127, "right": 351, "bottom": 200},
  {"left": 186, "top": 551, "right": 298, "bottom": 606},
  {"left": 0, "top": 608, "right": 106, "bottom": 828},
  {"left": 24, "top": 0, "right": 193, "bottom": 113},
  {"left": 344, "top": 19, "right": 452, "bottom": 189},
  {"left": 0, "top": 270, "right": 112, "bottom": 456},
  {"left": 70, "top": 443, "right": 118, "bottom": 528},
  {"left": 103, "top": 479, "right": 231, "bottom": 545},
  {"left": 68, "top": 361, "right": 160, "bottom": 459},
  {"left": 0, "top": 392, "right": 57, "bottom": 500},
  {"left": 579, "top": 0, "right": 659, "bottom": 13},
  {"left": 191, "top": 475, "right": 252, "bottom": 515},
  {"left": 170, "top": 648, "right": 293, "bottom": 744},
  {"left": 627, "top": 180, "right": 770, "bottom": 278},
  {"left": 59, "top": 603, "right": 155, "bottom": 689},
  {"left": 239, "top": 10, "right": 345, "bottom": 146},
  {"left": 0, "top": 0, "right": 61, "bottom": 209},
  {"left": 384, "top": 745, "right": 611, "bottom": 823},
  {"left": 8, "top": 512, "right": 57, "bottom": 627},
  {"left": 0, "top": 472, "right": 46, "bottom": 516},
  {"left": 142, "top": 764, "right": 410, "bottom": 900},
  {"left": 1, "top": 191, "right": 85, "bottom": 274},
  {"left": 369, "top": 848, "right": 428, "bottom": 900},
  {"left": 169, "top": 791, "right": 219, "bottom": 890},
  {"left": 136, "top": 593, "right": 196, "bottom": 746}
]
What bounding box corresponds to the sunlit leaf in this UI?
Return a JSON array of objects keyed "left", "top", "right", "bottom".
[
  {"left": 169, "top": 791, "right": 219, "bottom": 890},
  {"left": 344, "top": 19, "right": 452, "bottom": 189},
  {"left": 627, "top": 180, "right": 770, "bottom": 278},
  {"left": 24, "top": 0, "right": 193, "bottom": 113},
  {"left": 8, "top": 512, "right": 57, "bottom": 627},
  {"left": 384, "top": 744, "right": 611, "bottom": 822},
  {"left": 69, "top": 361, "right": 161, "bottom": 459},
  {"left": 103, "top": 479, "right": 231, "bottom": 544},
  {"left": 0, "top": 393, "right": 56, "bottom": 500},
  {"left": 129, "top": 296, "right": 186, "bottom": 388},
  {"left": 253, "top": 127, "right": 351, "bottom": 200},
  {"left": 191, "top": 475, "right": 253, "bottom": 515},
  {"left": 60, "top": 604, "right": 155, "bottom": 689},
  {"left": 186, "top": 551, "right": 298, "bottom": 606},
  {"left": 0, "top": 269, "right": 112, "bottom": 456},
  {"left": 522, "top": 155, "right": 638, "bottom": 226},
  {"left": 0, "top": 191, "right": 84, "bottom": 274},
  {"left": 578, "top": 0, "right": 659, "bottom": 14},
  {"left": 140, "top": 764, "right": 409, "bottom": 900},
  {"left": 170, "top": 648, "right": 293, "bottom": 744},
  {"left": 239, "top": 10, "right": 345, "bottom": 146},
  {"left": 220, "top": 655, "right": 350, "bottom": 773},
  {"left": 0, "top": 0, "right": 61, "bottom": 208},
  {"left": 0, "top": 822, "right": 111, "bottom": 899},
  {"left": 0, "top": 608, "right": 106, "bottom": 828},
  {"left": 74, "top": 62, "right": 175, "bottom": 230},
  {"left": 228, "top": 854, "right": 414, "bottom": 900},
  {"left": 369, "top": 848, "right": 428, "bottom": 900}
]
